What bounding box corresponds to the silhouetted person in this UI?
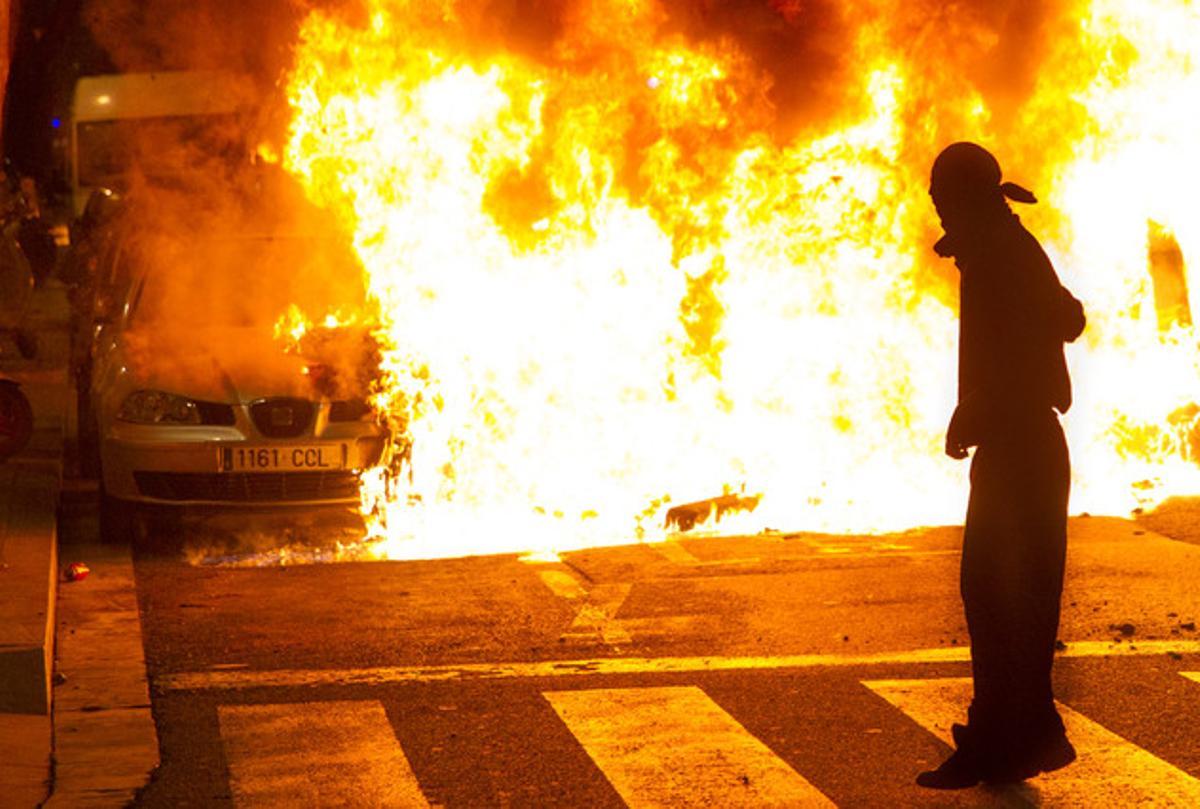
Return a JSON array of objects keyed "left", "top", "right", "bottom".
[{"left": 919, "top": 142, "right": 1086, "bottom": 789}]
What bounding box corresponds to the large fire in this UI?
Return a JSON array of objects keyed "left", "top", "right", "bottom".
[{"left": 277, "top": 0, "right": 1200, "bottom": 559}]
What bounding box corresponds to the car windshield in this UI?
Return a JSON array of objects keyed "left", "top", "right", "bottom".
[
  {"left": 76, "top": 114, "right": 242, "bottom": 189},
  {"left": 125, "top": 234, "right": 363, "bottom": 330}
]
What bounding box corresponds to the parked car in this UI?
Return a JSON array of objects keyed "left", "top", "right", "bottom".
[
  {"left": 88, "top": 231, "right": 387, "bottom": 542},
  {"left": 61, "top": 193, "right": 132, "bottom": 477},
  {"left": 0, "top": 172, "right": 36, "bottom": 332}
]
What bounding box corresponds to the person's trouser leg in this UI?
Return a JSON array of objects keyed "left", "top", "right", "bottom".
[{"left": 960, "top": 413, "right": 1069, "bottom": 775}]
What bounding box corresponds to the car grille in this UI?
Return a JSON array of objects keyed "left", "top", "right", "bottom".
[
  {"left": 196, "top": 401, "right": 236, "bottom": 426},
  {"left": 329, "top": 399, "right": 373, "bottom": 422},
  {"left": 134, "top": 471, "right": 360, "bottom": 502},
  {"left": 249, "top": 398, "right": 314, "bottom": 438}
]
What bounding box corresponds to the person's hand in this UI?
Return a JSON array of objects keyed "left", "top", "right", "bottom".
[
  {"left": 945, "top": 402, "right": 974, "bottom": 460},
  {"left": 945, "top": 431, "right": 969, "bottom": 460}
]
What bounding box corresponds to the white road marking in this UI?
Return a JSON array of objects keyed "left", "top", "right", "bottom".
[
  {"left": 538, "top": 569, "right": 589, "bottom": 600},
  {"left": 159, "top": 640, "right": 1200, "bottom": 692},
  {"left": 651, "top": 540, "right": 701, "bottom": 564},
  {"left": 560, "top": 583, "right": 634, "bottom": 645},
  {"left": 863, "top": 677, "right": 1200, "bottom": 806},
  {"left": 545, "top": 686, "right": 835, "bottom": 808},
  {"left": 538, "top": 568, "right": 633, "bottom": 646},
  {"left": 1179, "top": 671, "right": 1200, "bottom": 687},
  {"left": 780, "top": 533, "right": 950, "bottom": 559},
  {"left": 219, "top": 700, "right": 428, "bottom": 808}
]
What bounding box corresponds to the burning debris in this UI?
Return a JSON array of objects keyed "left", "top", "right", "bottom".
[
  {"left": 665, "top": 493, "right": 762, "bottom": 533},
  {"left": 1147, "top": 221, "right": 1191, "bottom": 331}
]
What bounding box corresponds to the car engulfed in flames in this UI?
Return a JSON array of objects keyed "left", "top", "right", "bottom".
[{"left": 87, "top": 215, "right": 388, "bottom": 542}]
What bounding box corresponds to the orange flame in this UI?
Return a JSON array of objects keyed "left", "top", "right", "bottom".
[{"left": 280, "top": 0, "right": 1200, "bottom": 559}]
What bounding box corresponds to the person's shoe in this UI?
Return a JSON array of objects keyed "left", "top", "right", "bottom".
[
  {"left": 916, "top": 747, "right": 981, "bottom": 790},
  {"left": 985, "top": 732, "right": 1077, "bottom": 784},
  {"left": 1028, "top": 732, "right": 1077, "bottom": 776}
]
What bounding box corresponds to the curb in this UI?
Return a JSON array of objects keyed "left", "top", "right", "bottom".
[
  {"left": 0, "top": 464, "right": 60, "bottom": 715},
  {"left": 46, "top": 541, "right": 160, "bottom": 807},
  {"left": 0, "top": 283, "right": 72, "bottom": 807},
  {"left": 0, "top": 464, "right": 58, "bottom": 809}
]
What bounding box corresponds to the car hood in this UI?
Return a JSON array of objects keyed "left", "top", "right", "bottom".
[{"left": 115, "top": 326, "right": 365, "bottom": 404}]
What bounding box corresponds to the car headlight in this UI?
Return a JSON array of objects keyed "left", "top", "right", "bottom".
[{"left": 117, "top": 390, "right": 202, "bottom": 425}]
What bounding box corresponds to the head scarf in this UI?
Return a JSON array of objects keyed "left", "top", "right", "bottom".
[{"left": 930, "top": 142, "right": 1037, "bottom": 205}]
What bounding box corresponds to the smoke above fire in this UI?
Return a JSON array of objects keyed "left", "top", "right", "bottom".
[
  {"left": 76, "top": 0, "right": 377, "bottom": 402},
  {"left": 86, "top": 1, "right": 1200, "bottom": 559}
]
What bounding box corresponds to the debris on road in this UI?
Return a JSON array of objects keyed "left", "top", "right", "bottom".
[
  {"left": 665, "top": 493, "right": 761, "bottom": 532},
  {"left": 63, "top": 562, "right": 90, "bottom": 582}
]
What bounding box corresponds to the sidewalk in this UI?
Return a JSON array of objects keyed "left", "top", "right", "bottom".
[
  {"left": 45, "top": 489, "right": 159, "bottom": 808},
  {"left": 1, "top": 280, "right": 161, "bottom": 806},
  {"left": 0, "top": 282, "right": 70, "bottom": 807},
  {"left": 1, "top": 280, "right": 160, "bottom": 807}
]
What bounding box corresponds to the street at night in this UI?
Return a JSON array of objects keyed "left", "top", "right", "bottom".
[{"left": 44, "top": 490, "right": 1200, "bottom": 806}]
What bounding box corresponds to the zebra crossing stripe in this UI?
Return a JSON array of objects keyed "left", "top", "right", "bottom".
[
  {"left": 650, "top": 540, "right": 701, "bottom": 564},
  {"left": 219, "top": 700, "right": 429, "bottom": 808},
  {"left": 863, "top": 677, "right": 1200, "bottom": 806},
  {"left": 544, "top": 685, "right": 836, "bottom": 808}
]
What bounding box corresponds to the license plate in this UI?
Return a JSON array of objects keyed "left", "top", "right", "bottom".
[{"left": 219, "top": 445, "right": 346, "bottom": 472}]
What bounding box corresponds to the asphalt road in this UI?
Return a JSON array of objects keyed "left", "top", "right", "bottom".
[{"left": 105, "top": 503, "right": 1200, "bottom": 807}]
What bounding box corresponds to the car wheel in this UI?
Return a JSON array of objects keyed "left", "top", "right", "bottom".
[
  {"left": 137, "top": 504, "right": 183, "bottom": 555},
  {"left": 78, "top": 411, "right": 100, "bottom": 479},
  {"left": 75, "top": 364, "right": 99, "bottom": 479},
  {"left": 99, "top": 483, "right": 136, "bottom": 545}
]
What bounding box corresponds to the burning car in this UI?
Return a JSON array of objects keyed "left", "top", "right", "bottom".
[{"left": 88, "top": 225, "right": 386, "bottom": 542}]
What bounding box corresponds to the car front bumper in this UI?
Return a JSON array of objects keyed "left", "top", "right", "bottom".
[{"left": 100, "top": 422, "right": 387, "bottom": 506}]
